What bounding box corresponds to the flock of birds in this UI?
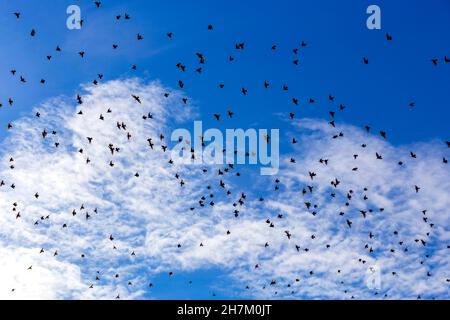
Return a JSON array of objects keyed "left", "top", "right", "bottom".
[{"left": 1, "top": 2, "right": 449, "bottom": 300}]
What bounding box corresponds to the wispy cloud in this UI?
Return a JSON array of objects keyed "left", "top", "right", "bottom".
[{"left": 0, "top": 79, "right": 448, "bottom": 299}]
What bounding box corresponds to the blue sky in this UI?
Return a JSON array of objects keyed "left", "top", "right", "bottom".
[
  {"left": 0, "top": 1, "right": 449, "bottom": 300},
  {"left": 1, "top": 0, "right": 449, "bottom": 144}
]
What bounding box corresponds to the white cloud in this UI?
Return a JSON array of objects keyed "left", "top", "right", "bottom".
[{"left": 0, "top": 79, "right": 448, "bottom": 299}]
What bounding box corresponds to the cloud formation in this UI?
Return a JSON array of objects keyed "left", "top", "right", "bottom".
[{"left": 0, "top": 79, "right": 448, "bottom": 299}]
